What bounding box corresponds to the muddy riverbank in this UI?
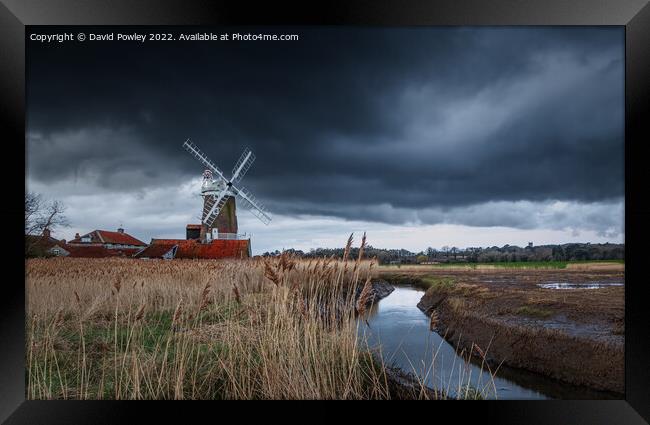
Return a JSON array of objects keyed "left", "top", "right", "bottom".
[
  {"left": 360, "top": 285, "right": 553, "bottom": 399},
  {"left": 379, "top": 268, "right": 624, "bottom": 395}
]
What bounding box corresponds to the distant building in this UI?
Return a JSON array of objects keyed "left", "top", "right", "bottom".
[
  {"left": 49, "top": 244, "right": 134, "bottom": 258},
  {"left": 28, "top": 225, "right": 252, "bottom": 260},
  {"left": 25, "top": 228, "right": 139, "bottom": 258},
  {"left": 25, "top": 228, "right": 67, "bottom": 257},
  {"left": 67, "top": 227, "right": 146, "bottom": 256},
  {"left": 131, "top": 222, "right": 252, "bottom": 260},
  {"left": 135, "top": 238, "right": 251, "bottom": 260}
]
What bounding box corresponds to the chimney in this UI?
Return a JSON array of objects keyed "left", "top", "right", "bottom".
[
  {"left": 75, "top": 233, "right": 80, "bottom": 239},
  {"left": 60, "top": 239, "right": 66, "bottom": 244},
  {"left": 200, "top": 224, "right": 207, "bottom": 242},
  {"left": 117, "top": 227, "right": 124, "bottom": 234},
  {"left": 43, "top": 228, "right": 51, "bottom": 238}
]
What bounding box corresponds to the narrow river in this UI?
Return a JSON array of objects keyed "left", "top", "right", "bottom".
[{"left": 358, "top": 286, "right": 616, "bottom": 399}]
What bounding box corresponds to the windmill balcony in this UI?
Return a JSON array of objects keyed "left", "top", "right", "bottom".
[{"left": 208, "top": 232, "right": 250, "bottom": 241}]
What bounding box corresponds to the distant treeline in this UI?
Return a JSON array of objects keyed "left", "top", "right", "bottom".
[{"left": 261, "top": 242, "right": 625, "bottom": 264}]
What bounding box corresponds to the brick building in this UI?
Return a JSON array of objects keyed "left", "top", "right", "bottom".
[{"left": 135, "top": 238, "right": 251, "bottom": 260}]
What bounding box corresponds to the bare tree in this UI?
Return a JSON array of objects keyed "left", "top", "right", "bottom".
[{"left": 25, "top": 192, "right": 69, "bottom": 253}]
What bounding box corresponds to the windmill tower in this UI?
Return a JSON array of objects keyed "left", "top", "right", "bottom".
[{"left": 182, "top": 139, "right": 271, "bottom": 242}]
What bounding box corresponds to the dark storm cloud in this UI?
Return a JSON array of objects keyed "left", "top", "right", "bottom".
[{"left": 27, "top": 26, "right": 624, "bottom": 226}]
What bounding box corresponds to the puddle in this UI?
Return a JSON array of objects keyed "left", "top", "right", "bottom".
[{"left": 537, "top": 281, "right": 624, "bottom": 290}]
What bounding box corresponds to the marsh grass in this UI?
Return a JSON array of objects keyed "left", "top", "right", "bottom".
[
  {"left": 27, "top": 253, "right": 395, "bottom": 399},
  {"left": 514, "top": 305, "right": 554, "bottom": 319},
  {"left": 420, "top": 277, "right": 456, "bottom": 291}
]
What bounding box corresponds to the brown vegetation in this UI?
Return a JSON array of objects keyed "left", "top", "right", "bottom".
[
  {"left": 26, "top": 255, "right": 396, "bottom": 399},
  {"left": 382, "top": 268, "right": 624, "bottom": 394}
]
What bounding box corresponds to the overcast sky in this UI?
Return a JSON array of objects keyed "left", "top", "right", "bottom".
[{"left": 26, "top": 26, "right": 624, "bottom": 254}]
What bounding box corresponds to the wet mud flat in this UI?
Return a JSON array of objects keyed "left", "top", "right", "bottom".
[{"left": 377, "top": 266, "right": 624, "bottom": 395}]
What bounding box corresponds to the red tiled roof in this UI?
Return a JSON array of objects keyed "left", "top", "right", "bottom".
[
  {"left": 144, "top": 239, "right": 250, "bottom": 259},
  {"left": 134, "top": 243, "right": 177, "bottom": 259},
  {"left": 68, "top": 230, "right": 146, "bottom": 246},
  {"left": 96, "top": 230, "right": 146, "bottom": 245},
  {"left": 176, "top": 239, "right": 250, "bottom": 259}
]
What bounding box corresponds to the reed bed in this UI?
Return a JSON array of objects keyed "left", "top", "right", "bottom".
[{"left": 26, "top": 250, "right": 396, "bottom": 400}]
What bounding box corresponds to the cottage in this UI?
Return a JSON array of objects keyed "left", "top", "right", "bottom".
[{"left": 67, "top": 227, "right": 147, "bottom": 256}]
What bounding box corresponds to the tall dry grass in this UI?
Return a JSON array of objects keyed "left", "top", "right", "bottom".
[
  {"left": 26, "top": 232, "right": 503, "bottom": 400},
  {"left": 26, "top": 253, "right": 391, "bottom": 400}
]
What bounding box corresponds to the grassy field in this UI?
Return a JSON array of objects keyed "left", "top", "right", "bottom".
[{"left": 379, "top": 260, "right": 624, "bottom": 271}]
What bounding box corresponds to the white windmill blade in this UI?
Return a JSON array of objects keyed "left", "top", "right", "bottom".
[
  {"left": 232, "top": 186, "right": 272, "bottom": 225},
  {"left": 203, "top": 187, "right": 231, "bottom": 228},
  {"left": 182, "top": 139, "right": 228, "bottom": 183},
  {"left": 230, "top": 148, "right": 256, "bottom": 184},
  {"left": 201, "top": 192, "right": 219, "bottom": 222}
]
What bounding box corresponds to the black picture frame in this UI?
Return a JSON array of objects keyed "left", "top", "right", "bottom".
[{"left": 1, "top": 0, "right": 648, "bottom": 423}]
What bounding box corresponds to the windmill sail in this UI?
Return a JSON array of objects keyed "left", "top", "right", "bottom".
[
  {"left": 233, "top": 186, "right": 271, "bottom": 225},
  {"left": 203, "top": 188, "right": 230, "bottom": 227},
  {"left": 201, "top": 192, "right": 219, "bottom": 222},
  {"left": 183, "top": 139, "right": 228, "bottom": 183},
  {"left": 231, "top": 148, "right": 255, "bottom": 184},
  {"left": 183, "top": 139, "right": 272, "bottom": 230}
]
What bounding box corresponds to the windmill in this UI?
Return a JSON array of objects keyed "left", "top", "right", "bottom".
[{"left": 182, "top": 139, "right": 271, "bottom": 241}]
